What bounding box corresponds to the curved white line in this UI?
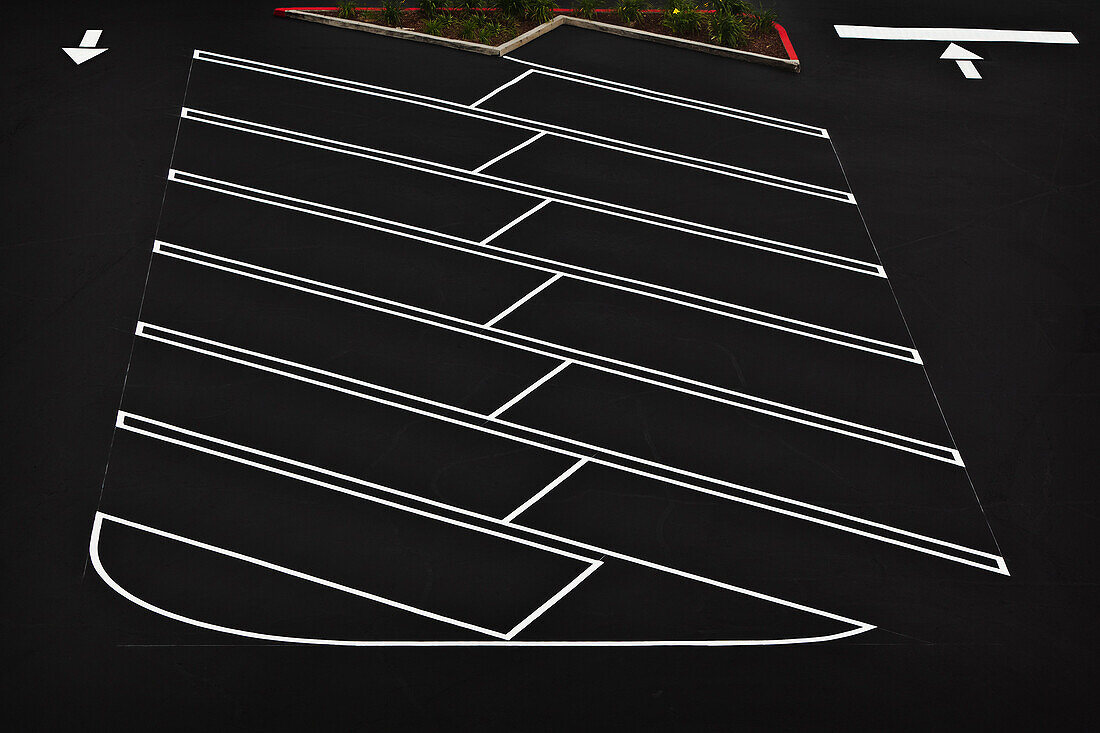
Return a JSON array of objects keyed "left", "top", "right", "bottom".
[{"left": 89, "top": 513, "right": 875, "bottom": 647}]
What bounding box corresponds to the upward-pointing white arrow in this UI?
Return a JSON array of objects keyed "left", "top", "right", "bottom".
[
  {"left": 940, "top": 42, "right": 983, "bottom": 79},
  {"left": 62, "top": 29, "right": 107, "bottom": 65}
]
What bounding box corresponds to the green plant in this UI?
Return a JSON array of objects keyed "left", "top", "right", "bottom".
[
  {"left": 457, "top": 13, "right": 481, "bottom": 39},
  {"left": 495, "top": 0, "right": 526, "bottom": 19},
  {"left": 524, "top": 0, "right": 554, "bottom": 24},
  {"left": 713, "top": 0, "right": 749, "bottom": 14},
  {"left": 746, "top": 4, "right": 777, "bottom": 32},
  {"left": 336, "top": 1, "right": 359, "bottom": 19},
  {"left": 379, "top": 0, "right": 403, "bottom": 25},
  {"left": 423, "top": 15, "right": 447, "bottom": 34},
  {"left": 420, "top": 0, "right": 444, "bottom": 19},
  {"left": 663, "top": 0, "right": 705, "bottom": 35},
  {"left": 709, "top": 9, "right": 747, "bottom": 47},
  {"left": 575, "top": 0, "right": 599, "bottom": 20},
  {"left": 616, "top": 0, "right": 645, "bottom": 25}
]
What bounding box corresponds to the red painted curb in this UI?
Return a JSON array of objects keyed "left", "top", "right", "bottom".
[
  {"left": 274, "top": 7, "right": 799, "bottom": 63},
  {"left": 773, "top": 21, "right": 796, "bottom": 61}
]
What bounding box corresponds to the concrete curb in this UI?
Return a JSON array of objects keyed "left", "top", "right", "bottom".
[{"left": 276, "top": 9, "right": 800, "bottom": 70}]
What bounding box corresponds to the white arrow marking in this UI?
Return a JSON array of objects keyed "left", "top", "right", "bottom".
[
  {"left": 941, "top": 43, "right": 983, "bottom": 78},
  {"left": 62, "top": 28, "right": 107, "bottom": 65}
]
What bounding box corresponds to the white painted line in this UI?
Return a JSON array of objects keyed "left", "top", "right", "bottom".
[
  {"left": 503, "top": 562, "right": 602, "bottom": 639},
  {"left": 90, "top": 512, "right": 876, "bottom": 645},
  {"left": 504, "top": 57, "right": 829, "bottom": 138},
  {"left": 132, "top": 325, "right": 1005, "bottom": 572},
  {"left": 93, "top": 512, "right": 509, "bottom": 638},
  {"left": 470, "top": 68, "right": 536, "bottom": 107},
  {"left": 833, "top": 25, "right": 1078, "bottom": 43},
  {"left": 484, "top": 274, "right": 562, "bottom": 328},
  {"left": 168, "top": 171, "right": 899, "bottom": 361},
  {"left": 503, "top": 458, "right": 589, "bottom": 523},
  {"left": 488, "top": 360, "right": 572, "bottom": 419},
  {"left": 79, "top": 29, "right": 103, "bottom": 48},
  {"left": 479, "top": 198, "right": 553, "bottom": 245},
  {"left": 176, "top": 107, "right": 881, "bottom": 275},
  {"left": 473, "top": 131, "right": 547, "bottom": 174},
  {"left": 190, "top": 52, "right": 848, "bottom": 202},
  {"left": 115, "top": 410, "right": 598, "bottom": 565},
  {"left": 108, "top": 415, "right": 877, "bottom": 628},
  {"left": 152, "top": 243, "right": 956, "bottom": 464}
]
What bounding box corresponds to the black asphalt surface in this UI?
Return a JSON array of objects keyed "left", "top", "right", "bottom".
[{"left": 2, "top": 0, "right": 1097, "bottom": 728}]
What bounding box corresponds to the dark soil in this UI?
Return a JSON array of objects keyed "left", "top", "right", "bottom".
[{"left": 315, "top": 9, "right": 790, "bottom": 58}]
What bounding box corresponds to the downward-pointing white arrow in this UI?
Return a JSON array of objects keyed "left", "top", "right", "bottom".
[
  {"left": 62, "top": 29, "right": 107, "bottom": 65},
  {"left": 940, "top": 42, "right": 982, "bottom": 79}
]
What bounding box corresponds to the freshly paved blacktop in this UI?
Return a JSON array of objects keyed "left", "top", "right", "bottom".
[{"left": 2, "top": 0, "right": 1096, "bottom": 727}]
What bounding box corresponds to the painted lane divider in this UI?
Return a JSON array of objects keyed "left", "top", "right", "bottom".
[
  {"left": 63, "top": 29, "right": 107, "bottom": 65},
  {"left": 151, "top": 241, "right": 959, "bottom": 465},
  {"left": 132, "top": 321, "right": 1007, "bottom": 574}
]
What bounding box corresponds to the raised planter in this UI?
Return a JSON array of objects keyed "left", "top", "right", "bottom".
[{"left": 273, "top": 7, "right": 801, "bottom": 71}]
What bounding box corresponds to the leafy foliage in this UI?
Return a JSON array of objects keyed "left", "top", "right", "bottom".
[
  {"left": 336, "top": 1, "right": 359, "bottom": 20},
  {"left": 708, "top": 9, "right": 747, "bottom": 47},
  {"left": 616, "top": 0, "right": 645, "bottom": 25},
  {"left": 663, "top": 0, "right": 705, "bottom": 35},
  {"left": 575, "top": 0, "right": 599, "bottom": 20},
  {"left": 420, "top": 0, "right": 444, "bottom": 19},
  {"left": 379, "top": 0, "right": 404, "bottom": 26}
]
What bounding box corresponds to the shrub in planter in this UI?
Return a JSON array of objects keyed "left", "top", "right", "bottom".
[
  {"left": 575, "top": 0, "right": 599, "bottom": 20},
  {"left": 617, "top": 0, "right": 645, "bottom": 25},
  {"left": 336, "top": 1, "right": 359, "bottom": 20},
  {"left": 709, "top": 9, "right": 747, "bottom": 47},
  {"left": 379, "top": 0, "right": 403, "bottom": 26}
]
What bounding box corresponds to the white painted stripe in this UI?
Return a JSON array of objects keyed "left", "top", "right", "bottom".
[
  {"left": 175, "top": 106, "right": 880, "bottom": 275},
  {"left": 80, "top": 29, "right": 103, "bottom": 48},
  {"left": 473, "top": 131, "right": 546, "bottom": 174},
  {"left": 109, "top": 416, "right": 877, "bottom": 626},
  {"left": 91, "top": 511, "right": 877, "bottom": 645},
  {"left": 956, "top": 60, "right": 982, "bottom": 79},
  {"left": 503, "top": 458, "right": 589, "bottom": 523},
  {"left": 503, "top": 562, "right": 602, "bottom": 639},
  {"left": 133, "top": 326, "right": 1005, "bottom": 572},
  {"left": 484, "top": 274, "right": 562, "bottom": 328},
  {"left": 489, "top": 360, "right": 572, "bottom": 419},
  {"left": 479, "top": 198, "right": 553, "bottom": 245},
  {"left": 470, "top": 68, "right": 535, "bottom": 107},
  {"left": 115, "top": 409, "right": 598, "bottom": 565},
  {"left": 833, "top": 25, "right": 1079, "bottom": 43},
  {"left": 504, "top": 57, "right": 829, "bottom": 137},
  {"left": 152, "top": 243, "right": 957, "bottom": 464},
  {"left": 190, "top": 52, "right": 849, "bottom": 201},
  {"left": 94, "top": 512, "right": 509, "bottom": 638}
]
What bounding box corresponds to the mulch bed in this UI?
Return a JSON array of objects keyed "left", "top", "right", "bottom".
[{"left": 313, "top": 9, "right": 790, "bottom": 59}]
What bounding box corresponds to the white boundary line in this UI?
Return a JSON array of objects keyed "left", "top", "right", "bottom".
[
  {"left": 90, "top": 512, "right": 874, "bottom": 645},
  {"left": 470, "top": 68, "right": 536, "bottom": 107},
  {"left": 169, "top": 167, "right": 904, "bottom": 361},
  {"left": 191, "top": 51, "right": 852, "bottom": 203},
  {"left": 115, "top": 407, "right": 596, "bottom": 565},
  {"left": 503, "top": 57, "right": 830, "bottom": 138},
  {"left": 484, "top": 273, "right": 563, "bottom": 328},
  {"left": 480, "top": 197, "right": 553, "bottom": 245},
  {"left": 178, "top": 107, "right": 875, "bottom": 273},
  {"left": 473, "top": 131, "right": 546, "bottom": 173},
  {"left": 107, "top": 414, "right": 875, "bottom": 627},
  {"left": 132, "top": 323, "right": 1006, "bottom": 573},
  {"left": 503, "top": 458, "right": 589, "bottom": 523},
  {"left": 488, "top": 360, "right": 572, "bottom": 419},
  {"left": 151, "top": 242, "right": 958, "bottom": 464},
  {"left": 94, "top": 512, "right": 511, "bottom": 638},
  {"left": 833, "top": 26, "right": 1079, "bottom": 43}
]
